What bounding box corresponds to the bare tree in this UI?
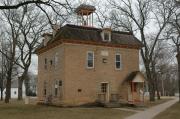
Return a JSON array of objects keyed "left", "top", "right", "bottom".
[
  {"left": 165, "top": 4, "right": 180, "bottom": 102},
  {"left": 109, "top": 0, "right": 175, "bottom": 101},
  {"left": 14, "top": 6, "right": 49, "bottom": 100},
  {"left": 0, "top": 8, "right": 24, "bottom": 103},
  {"left": 0, "top": 0, "right": 73, "bottom": 27},
  {"left": 0, "top": 32, "right": 8, "bottom": 101},
  {"left": 94, "top": 2, "right": 111, "bottom": 28},
  {"left": 0, "top": 0, "right": 70, "bottom": 10}
]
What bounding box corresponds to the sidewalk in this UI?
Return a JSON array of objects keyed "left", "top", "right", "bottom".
[{"left": 124, "top": 97, "right": 178, "bottom": 119}]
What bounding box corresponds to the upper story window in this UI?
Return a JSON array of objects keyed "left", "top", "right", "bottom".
[
  {"left": 115, "top": 53, "right": 122, "bottom": 70},
  {"left": 50, "top": 60, "right": 53, "bottom": 66},
  {"left": 44, "top": 58, "right": 47, "bottom": 69},
  {"left": 101, "top": 28, "right": 111, "bottom": 42},
  {"left": 87, "top": 51, "right": 94, "bottom": 68},
  {"left": 54, "top": 52, "right": 59, "bottom": 69},
  {"left": 104, "top": 32, "right": 110, "bottom": 41}
]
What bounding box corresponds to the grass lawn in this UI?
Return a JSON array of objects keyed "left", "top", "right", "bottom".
[
  {"left": 0, "top": 100, "right": 134, "bottom": 119},
  {"left": 154, "top": 102, "right": 180, "bottom": 119}
]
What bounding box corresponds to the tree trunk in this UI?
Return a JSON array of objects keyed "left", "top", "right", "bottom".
[
  {"left": 156, "top": 80, "right": 161, "bottom": 100},
  {"left": 154, "top": 69, "right": 160, "bottom": 100},
  {"left": 177, "top": 47, "right": 180, "bottom": 103},
  {"left": 145, "top": 64, "right": 155, "bottom": 101},
  {"left": 18, "top": 70, "right": 28, "bottom": 99},
  {"left": 0, "top": 87, "right": 3, "bottom": 101},
  {"left": 5, "top": 70, "right": 12, "bottom": 103},
  {"left": 25, "top": 77, "right": 30, "bottom": 96},
  {"left": 149, "top": 82, "right": 155, "bottom": 101},
  {"left": 18, "top": 77, "right": 23, "bottom": 100}
]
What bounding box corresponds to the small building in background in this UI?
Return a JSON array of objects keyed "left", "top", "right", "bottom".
[{"left": 0, "top": 79, "right": 26, "bottom": 99}]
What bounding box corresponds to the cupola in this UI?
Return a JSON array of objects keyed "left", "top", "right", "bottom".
[{"left": 75, "top": 4, "right": 96, "bottom": 27}]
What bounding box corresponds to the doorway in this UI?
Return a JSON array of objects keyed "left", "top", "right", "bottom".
[{"left": 101, "top": 82, "right": 109, "bottom": 102}]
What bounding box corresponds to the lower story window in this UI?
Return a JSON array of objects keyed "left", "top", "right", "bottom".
[
  {"left": 44, "top": 81, "right": 47, "bottom": 96},
  {"left": 59, "top": 80, "right": 62, "bottom": 86},
  {"left": 54, "top": 80, "right": 62, "bottom": 97},
  {"left": 44, "top": 89, "right": 46, "bottom": 96},
  {"left": 55, "top": 88, "right": 58, "bottom": 96}
]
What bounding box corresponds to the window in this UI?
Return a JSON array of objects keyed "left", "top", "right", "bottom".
[
  {"left": 44, "top": 58, "right": 47, "bottom": 69},
  {"left": 44, "top": 81, "right": 47, "bottom": 96},
  {"left": 54, "top": 52, "right": 59, "bottom": 69},
  {"left": 101, "top": 83, "right": 107, "bottom": 93},
  {"left": 55, "top": 88, "right": 58, "bottom": 96},
  {"left": 87, "top": 51, "right": 94, "bottom": 68},
  {"left": 45, "top": 58, "right": 47, "bottom": 64},
  {"left": 50, "top": 60, "right": 53, "bottom": 66},
  {"left": 102, "top": 31, "right": 111, "bottom": 42},
  {"left": 78, "top": 89, "right": 82, "bottom": 92},
  {"left": 115, "top": 53, "right": 121, "bottom": 69},
  {"left": 54, "top": 80, "right": 58, "bottom": 97},
  {"left": 59, "top": 80, "right": 62, "bottom": 86},
  {"left": 54, "top": 80, "right": 62, "bottom": 97},
  {"left": 104, "top": 32, "right": 110, "bottom": 41},
  {"left": 44, "top": 89, "right": 46, "bottom": 96}
]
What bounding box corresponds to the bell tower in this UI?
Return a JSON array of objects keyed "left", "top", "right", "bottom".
[{"left": 75, "top": 4, "right": 96, "bottom": 27}]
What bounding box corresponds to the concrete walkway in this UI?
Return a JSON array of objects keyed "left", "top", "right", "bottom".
[
  {"left": 116, "top": 108, "right": 143, "bottom": 113},
  {"left": 125, "top": 97, "right": 178, "bottom": 119}
]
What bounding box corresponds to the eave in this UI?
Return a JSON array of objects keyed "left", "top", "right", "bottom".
[{"left": 35, "top": 39, "right": 143, "bottom": 55}]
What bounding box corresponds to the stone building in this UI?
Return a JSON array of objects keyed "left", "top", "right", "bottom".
[{"left": 36, "top": 4, "right": 145, "bottom": 106}]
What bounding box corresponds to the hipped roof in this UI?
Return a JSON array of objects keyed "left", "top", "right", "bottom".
[
  {"left": 51, "top": 24, "right": 143, "bottom": 46},
  {"left": 36, "top": 24, "right": 143, "bottom": 54}
]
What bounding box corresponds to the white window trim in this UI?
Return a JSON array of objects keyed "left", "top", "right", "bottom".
[
  {"left": 115, "top": 53, "right": 122, "bottom": 70},
  {"left": 86, "top": 51, "right": 94, "bottom": 69}
]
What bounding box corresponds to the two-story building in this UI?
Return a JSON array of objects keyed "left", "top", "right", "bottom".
[{"left": 36, "top": 4, "right": 145, "bottom": 106}]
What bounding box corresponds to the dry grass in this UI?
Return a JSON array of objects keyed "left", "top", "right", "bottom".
[
  {"left": 0, "top": 100, "right": 134, "bottom": 119},
  {"left": 154, "top": 102, "right": 180, "bottom": 119}
]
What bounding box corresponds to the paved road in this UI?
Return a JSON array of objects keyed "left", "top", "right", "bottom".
[{"left": 125, "top": 97, "right": 178, "bottom": 119}]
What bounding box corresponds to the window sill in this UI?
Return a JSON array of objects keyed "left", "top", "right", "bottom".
[
  {"left": 115, "top": 68, "right": 122, "bottom": 71},
  {"left": 86, "top": 67, "right": 94, "bottom": 70}
]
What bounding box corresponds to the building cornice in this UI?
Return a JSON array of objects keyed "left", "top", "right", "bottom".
[{"left": 36, "top": 39, "right": 142, "bottom": 55}]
